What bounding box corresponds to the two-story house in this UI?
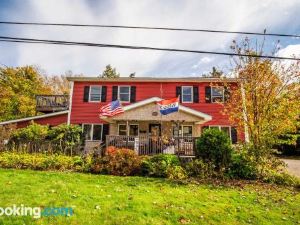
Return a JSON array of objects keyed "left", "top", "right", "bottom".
[{"left": 0, "top": 77, "right": 244, "bottom": 155}]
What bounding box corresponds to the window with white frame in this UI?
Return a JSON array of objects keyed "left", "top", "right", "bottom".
[
  {"left": 118, "top": 124, "right": 139, "bottom": 136},
  {"left": 173, "top": 125, "right": 193, "bottom": 137},
  {"left": 181, "top": 86, "right": 193, "bottom": 103},
  {"left": 211, "top": 86, "right": 224, "bottom": 103},
  {"left": 82, "top": 124, "right": 103, "bottom": 141},
  {"left": 118, "top": 86, "right": 130, "bottom": 102},
  {"left": 89, "top": 86, "right": 102, "bottom": 102},
  {"left": 209, "top": 125, "right": 231, "bottom": 140}
]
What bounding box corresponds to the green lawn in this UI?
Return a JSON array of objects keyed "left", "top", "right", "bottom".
[{"left": 0, "top": 169, "right": 299, "bottom": 225}]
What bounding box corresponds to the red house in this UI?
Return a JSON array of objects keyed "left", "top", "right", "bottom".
[{"left": 0, "top": 77, "right": 243, "bottom": 155}]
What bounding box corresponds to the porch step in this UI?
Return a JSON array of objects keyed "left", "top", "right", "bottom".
[{"left": 178, "top": 155, "right": 196, "bottom": 163}]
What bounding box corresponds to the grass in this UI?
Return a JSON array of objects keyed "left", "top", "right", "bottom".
[{"left": 0, "top": 169, "right": 299, "bottom": 225}]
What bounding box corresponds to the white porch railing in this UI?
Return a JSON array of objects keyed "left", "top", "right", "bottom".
[{"left": 106, "top": 135, "right": 198, "bottom": 156}]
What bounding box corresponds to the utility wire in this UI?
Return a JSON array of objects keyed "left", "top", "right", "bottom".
[
  {"left": 0, "top": 36, "right": 298, "bottom": 61},
  {"left": 0, "top": 21, "right": 299, "bottom": 38}
]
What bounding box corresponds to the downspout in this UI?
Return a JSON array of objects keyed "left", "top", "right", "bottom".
[{"left": 67, "top": 81, "right": 74, "bottom": 125}]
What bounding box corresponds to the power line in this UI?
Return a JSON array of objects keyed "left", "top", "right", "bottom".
[
  {"left": 0, "top": 36, "right": 298, "bottom": 61},
  {"left": 0, "top": 21, "right": 299, "bottom": 38}
]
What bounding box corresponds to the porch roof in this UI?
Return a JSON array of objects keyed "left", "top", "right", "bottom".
[{"left": 101, "top": 97, "right": 212, "bottom": 124}]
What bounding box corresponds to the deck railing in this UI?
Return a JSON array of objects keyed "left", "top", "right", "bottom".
[
  {"left": 106, "top": 135, "right": 198, "bottom": 156},
  {"left": 36, "top": 95, "right": 69, "bottom": 112}
]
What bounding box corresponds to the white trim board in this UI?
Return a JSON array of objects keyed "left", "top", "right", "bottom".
[{"left": 0, "top": 110, "right": 69, "bottom": 126}]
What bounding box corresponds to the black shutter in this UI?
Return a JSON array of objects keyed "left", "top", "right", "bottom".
[
  {"left": 130, "top": 86, "right": 136, "bottom": 103},
  {"left": 205, "top": 86, "right": 211, "bottom": 103},
  {"left": 176, "top": 86, "right": 182, "bottom": 103},
  {"left": 102, "top": 124, "right": 109, "bottom": 143},
  {"left": 83, "top": 86, "right": 90, "bottom": 102},
  {"left": 112, "top": 86, "right": 118, "bottom": 101},
  {"left": 231, "top": 127, "right": 237, "bottom": 144},
  {"left": 224, "top": 86, "right": 230, "bottom": 102},
  {"left": 101, "top": 86, "right": 107, "bottom": 102},
  {"left": 193, "top": 86, "right": 199, "bottom": 103}
]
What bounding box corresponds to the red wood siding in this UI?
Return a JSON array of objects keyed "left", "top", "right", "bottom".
[
  {"left": 70, "top": 81, "right": 244, "bottom": 141},
  {"left": 17, "top": 113, "right": 68, "bottom": 128}
]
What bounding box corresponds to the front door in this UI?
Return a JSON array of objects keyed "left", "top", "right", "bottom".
[
  {"left": 149, "top": 124, "right": 161, "bottom": 154},
  {"left": 149, "top": 124, "right": 161, "bottom": 136}
]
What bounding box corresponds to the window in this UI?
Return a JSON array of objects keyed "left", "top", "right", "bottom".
[
  {"left": 182, "top": 86, "right": 193, "bottom": 103},
  {"left": 89, "top": 86, "right": 102, "bottom": 102},
  {"left": 172, "top": 125, "right": 193, "bottom": 137},
  {"left": 209, "top": 125, "right": 231, "bottom": 140},
  {"left": 129, "top": 124, "right": 139, "bottom": 136},
  {"left": 118, "top": 124, "right": 127, "bottom": 135},
  {"left": 211, "top": 86, "right": 224, "bottom": 103},
  {"left": 182, "top": 125, "right": 193, "bottom": 137},
  {"left": 118, "top": 86, "right": 130, "bottom": 102},
  {"left": 118, "top": 124, "right": 139, "bottom": 136},
  {"left": 82, "top": 124, "right": 103, "bottom": 141}
]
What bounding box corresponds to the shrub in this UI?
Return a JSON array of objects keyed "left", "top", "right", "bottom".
[
  {"left": 262, "top": 171, "right": 300, "bottom": 186},
  {"left": 48, "top": 124, "right": 82, "bottom": 154},
  {"left": 196, "top": 129, "right": 233, "bottom": 170},
  {"left": 141, "top": 154, "right": 180, "bottom": 177},
  {"left": 227, "top": 151, "right": 258, "bottom": 180},
  {"left": 166, "top": 165, "right": 187, "bottom": 180},
  {"left": 0, "top": 151, "right": 85, "bottom": 171},
  {"left": 91, "top": 147, "right": 141, "bottom": 176},
  {"left": 184, "top": 159, "right": 216, "bottom": 179}
]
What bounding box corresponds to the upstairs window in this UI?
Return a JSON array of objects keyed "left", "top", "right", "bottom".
[
  {"left": 181, "top": 86, "right": 193, "bottom": 103},
  {"left": 89, "top": 86, "right": 102, "bottom": 102},
  {"left": 118, "top": 86, "right": 131, "bottom": 102},
  {"left": 211, "top": 87, "right": 224, "bottom": 103}
]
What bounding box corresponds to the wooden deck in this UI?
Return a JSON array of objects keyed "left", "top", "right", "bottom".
[
  {"left": 106, "top": 135, "right": 199, "bottom": 156},
  {"left": 36, "top": 95, "right": 69, "bottom": 113}
]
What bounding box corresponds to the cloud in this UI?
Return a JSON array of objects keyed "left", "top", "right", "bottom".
[
  {"left": 277, "top": 44, "right": 300, "bottom": 58},
  {"left": 0, "top": 0, "right": 300, "bottom": 76}
]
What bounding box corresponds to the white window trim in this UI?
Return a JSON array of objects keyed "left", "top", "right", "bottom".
[
  {"left": 209, "top": 125, "right": 232, "bottom": 140},
  {"left": 82, "top": 124, "right": 103, "bottom": 141},
  {"left": 181, "top": 86, "right": 193, "bottom": 103},
  {"left": 89, "top": 85, "right": 102, "bottom": 102},
  {"left": 118, "top": 86, "right": 131, "bottom": 103},
  {"left": 118, "top": 123, "right": 139, "bottom": 136},
  {"left": 211, "top": 86, "right": 224, "bottom": 103}
]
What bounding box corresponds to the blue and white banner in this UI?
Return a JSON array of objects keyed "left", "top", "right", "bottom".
[{"left": 157, "top": 97, "right": 179, "bottom": 115}]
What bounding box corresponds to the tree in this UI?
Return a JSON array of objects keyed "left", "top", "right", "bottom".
[
  {"left": 0, "top": 66, "right": 52, "bottom": 121},
  {"left": 224, "top": 38, "right": 300, "bottom": 162},
  {"left": 202, "top": 67, "right": 223, "bottom": 78},
  {"left": 44, "top": 75, "right": 70, "bottom": 95},
  {"left": 100, "top": 65, "right": 120, "bottom": 78},
  {"left": 209, "top": 67, "right": 223, "bottom": 78}
]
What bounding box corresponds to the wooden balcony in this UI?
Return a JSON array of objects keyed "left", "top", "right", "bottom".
[
  {"left": 36, "top": 95, "right": 69, "bottom": 113},
  {"left": 106, "top": 135, "right": 199, "bottom": 156}
]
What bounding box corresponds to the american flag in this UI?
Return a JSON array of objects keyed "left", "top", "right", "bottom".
[{"left": 99, "top": 100, "right": 124, "bottom": 117}]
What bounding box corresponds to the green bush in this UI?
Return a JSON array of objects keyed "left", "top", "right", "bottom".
[
  {"left": 227, "top": 151, "right": 258, "bottom": 180},
  {"left": 184, "top": 159, "right": 216, "bottom": 179},
  {"left": 91, "top": 147, "right": 141, "bottom": 176},
  {"left": 196, "top": 129, "right": 233, "bottom": 170},
  {"left": 0, "top": 151, "right": 85, "bottom": 171},
  {"left": 262, "top": 171, "right": 300, "bottom": 186},
  {"left": 141, "top": 154, "right": 180, "bottom": 177},
  {"left": 8, "top": 122, "right": 83, "bottom": 155},
  {"left": 48, "top": 124, "right": 82, "bottom": 154},
  {"left": 166, "top": 165, "right": 187, "bottom": 180}
]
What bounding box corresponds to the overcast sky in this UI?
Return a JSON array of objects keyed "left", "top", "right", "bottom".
[{"left": 0, "top": 0, "right": 299, "bottom": 77}]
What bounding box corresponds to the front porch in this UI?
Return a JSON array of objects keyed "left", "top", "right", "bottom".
[{"left": 101, "top": 97, "right": 212, "bottom": 156}]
